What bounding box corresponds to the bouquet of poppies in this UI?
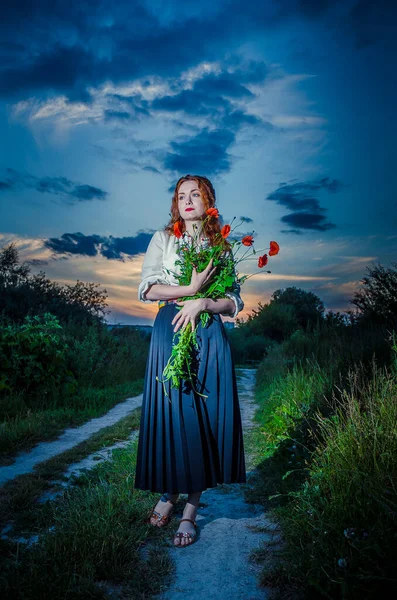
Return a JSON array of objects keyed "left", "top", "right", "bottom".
[{"left": 156, "top": 208, "right": 280, "bottom": 400}]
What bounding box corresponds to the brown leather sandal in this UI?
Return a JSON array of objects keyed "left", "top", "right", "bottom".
[
  {"left": 173, "top": 517, "right": 197, "bottom": 546},
  {"left": 148, "top": 495, "right": 176, "bottom": 528}
]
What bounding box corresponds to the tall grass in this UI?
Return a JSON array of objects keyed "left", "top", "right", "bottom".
[
  {"left": 244, "top": 345, "right": 334, "bottom": 508},
  {"left": 262, "top": 347, "right": 397, "bottom": 598}
]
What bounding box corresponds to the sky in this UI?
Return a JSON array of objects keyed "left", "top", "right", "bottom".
[{"left": 0, "top": 0, "right": 396, "bottom": 326}]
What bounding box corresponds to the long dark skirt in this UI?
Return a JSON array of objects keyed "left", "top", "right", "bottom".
[{"left": 134, "top": 302, "right": 247, "bottom": 494}]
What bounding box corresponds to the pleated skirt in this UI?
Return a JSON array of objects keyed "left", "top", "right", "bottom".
[{"left": 134, "top": 302, "right": 247, "bottom": 494}]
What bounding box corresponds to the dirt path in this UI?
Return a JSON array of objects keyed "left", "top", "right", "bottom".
[
  {"left": 0, "top": 394, "right": 143, "bottom": 487},
  {"left": 152, "top": 369, "right": 278, "bottom": 600}
]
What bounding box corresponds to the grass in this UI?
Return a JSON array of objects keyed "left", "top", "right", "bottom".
[
  {"left": 244, "top": 338, "right": 397, "bottom": 599},
  {"left": 0, "top": 436, "right": 177, "bottom": 600},
  {"left": 0, "top": 408, "right": 142, "bottom": 535},
  {"left": 243, "top": 350, "right": 333, "bottom": 509},
  {"left": 269, "top": 356, "right": 397, "bottom": 598},
  {"left": 0, "top": 379, "right": 144, "bottom": 464}
]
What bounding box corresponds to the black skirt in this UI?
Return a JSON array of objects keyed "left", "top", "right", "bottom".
[{"left": 134, "top": 302, "right": 246, "bottom": 494}]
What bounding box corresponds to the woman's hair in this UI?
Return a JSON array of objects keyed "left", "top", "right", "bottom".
[{"left": 164, "top": 174, "right": 232, "bottom": 250}]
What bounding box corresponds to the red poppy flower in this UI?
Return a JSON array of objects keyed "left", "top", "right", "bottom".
[
  {"left": 258, "top": 253, "right": 268, "bottom": 268},
  {"left": 173, "top": 221, "right": 183, "bottom": 238},
  {"left": 221, "top": 224, "right": 231, "bottom": 238},
  {"left": 206, "top": 207, "right": 219, "bottom": 218},
  {"left": 242, "top": 235, "right": 254, "bottom": 246},
  {"left": 269, "top": 241, "right": 280, "bottom": 256}
]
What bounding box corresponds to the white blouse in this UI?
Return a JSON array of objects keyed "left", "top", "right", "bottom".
[{"left": 137, "top": 229, "right": 244, "bottom": 318}]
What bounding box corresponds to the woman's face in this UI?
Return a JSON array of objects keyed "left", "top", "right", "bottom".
[{"left": 177, "top": 180, "right": 206, "bottom": 222}]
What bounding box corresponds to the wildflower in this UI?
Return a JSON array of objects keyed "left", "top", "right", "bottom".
[
  {"left": 269, "top": 241, "right": 280, "bottom": 256},
  {"left": 221, "top": 224, "right": 231, "bottom": 238},
  {"left": 173, "top": 221, "right": 183, "bottom": 238},
  {"left": 344, "top": 527, "right": 356, "bottom": 539},
  {"left": 258, "top": 253, "right": 268, "bottom": 268},
  {"left": 242, "top": 235, "right": 254, "bottom": 246},
  {"left": 206, "top": 207, "right": 219, "bottom": 218}
]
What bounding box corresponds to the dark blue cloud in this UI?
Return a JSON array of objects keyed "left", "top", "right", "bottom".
[
  {"left": 0, "top": 168, "right": 108, "bottom": 203},
  {"left": 266, "top": 177, "right": 342, "bottom": 233},
  {"left": 43, "top": 230, "right": 156, "bottom": 260},
  {"left": 281, "top": 211, "right": 337, "bottom": 232},
  {"left": 272, "top": 0, "right": 396, "bottom": 48},
  {"left": 99, "top": 59, "right": 272, "bottom": 175},
  {"left": 164, "top": 128, "right": 236, "bottom": 176},
  {"left": 2, "top": 0, "right": 392, "bottom": 102}
]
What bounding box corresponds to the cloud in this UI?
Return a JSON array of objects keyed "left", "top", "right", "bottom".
[
  {"left": 267, "top": 177, "right": 343, "bottom": 233},
  {"left": 1, "top": 0, "right": 394, "bottom": 106},
  {"left": 281, "top": 211, "right": 337, "bottom": 232},
  {"left": 270, "top": 0, "right": 396, "bottom": 48},
  {"left": 163, "top": 128, "right": 236, "bottom": 176},
  {"left": 338, "top": 0, "right": 396, "bottom": 49},
  {"left": 0, "top": 168, "right": 108, "bottom": 203},
  {"left": 124, "top": 65, "right": 273, "bottom": 177},
  {"left": 43, "top": 230, "right": 156, "bottom": 260},
  {"left": 11, "top": 55, "right": 275, "bottom": 178}
]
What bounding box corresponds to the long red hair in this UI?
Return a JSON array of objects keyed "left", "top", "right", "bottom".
[{"left": 164, "top": 174, "right": 232, "bottom": 251}]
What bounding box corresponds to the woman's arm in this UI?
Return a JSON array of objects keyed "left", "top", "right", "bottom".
[
  {"left": 202, "top": 297, "right": 236, "bottom": 317},
  {"left": 145, "top": 282, "right": 194, "bottom": 301}
]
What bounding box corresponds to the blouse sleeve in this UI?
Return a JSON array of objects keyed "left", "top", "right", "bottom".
[
  {"left": 224, "top": 281, "right": 244, "bottom": 318},
  {"left": 138, "top": 230, "right": 168, "bottom": 303},
  {"left": 222, "top": 251, "right": 244, "bottom": 318}
]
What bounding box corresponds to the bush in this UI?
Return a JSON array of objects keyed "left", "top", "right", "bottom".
[
  {"left": 65, "top": 325, "right": 149, "bottom": 389},
  {"left": 0, "top": 313, "right": 77, "bottom": 409}
]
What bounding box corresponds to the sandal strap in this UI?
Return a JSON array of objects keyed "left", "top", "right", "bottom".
[
  {"left": 174, "top": 531, "right": 196, "bottom": 539},
  {"left": 160, "top": 494, "right": 175, "bottom": 505},
  {"left": 153, "top": 510, "right": 170, "bottom": 519},
  {"left": 179, "top": 518, "right": 196, "bottom": 525}
]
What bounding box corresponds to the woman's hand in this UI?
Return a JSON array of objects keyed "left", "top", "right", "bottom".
[
  {"left": 171, "top": 298, "right": 207, "bottom": 333},
  {"left": 189, "top": 257, "right": 217, "bottom": 295}
]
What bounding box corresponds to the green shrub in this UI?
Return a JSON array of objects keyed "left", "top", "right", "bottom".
[
  {"left": 65, "top": 325, "right": 148, "bottom": 388},
  {"left": 0, "top": 313, "right": 77, "bottom": 409}
]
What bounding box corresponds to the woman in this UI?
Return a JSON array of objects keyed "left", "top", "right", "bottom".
[{"left": 134, "top": 174, "right": 246, "bottom": 547}]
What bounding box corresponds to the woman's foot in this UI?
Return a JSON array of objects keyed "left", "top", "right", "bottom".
[
  {"left": 149, "top": 494, "right": 178, "bottom": 527},
  {"left": 174, "top": 502, "right": 198, "bottom": 546}
]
